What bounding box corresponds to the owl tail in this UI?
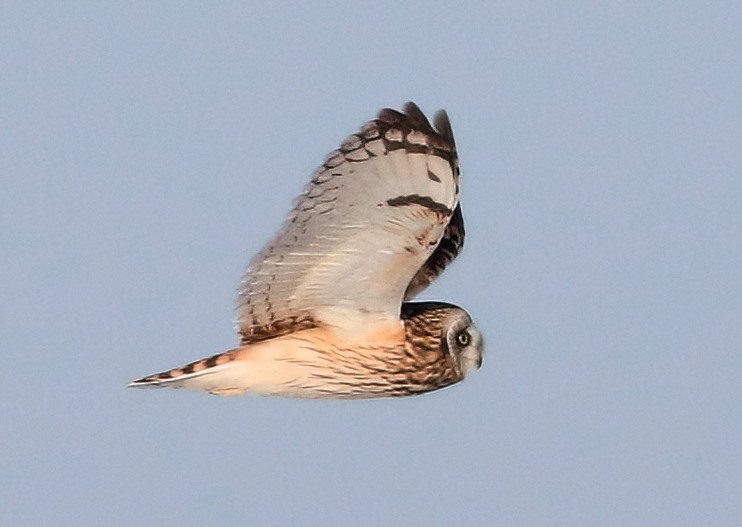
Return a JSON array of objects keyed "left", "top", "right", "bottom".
[{"left": 128, "top": 348, "right": 250, "bottom": 396}]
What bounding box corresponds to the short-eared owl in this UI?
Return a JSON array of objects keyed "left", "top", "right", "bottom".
[{"left": 129, "top": 102, "right": 482, "bottom": 398}]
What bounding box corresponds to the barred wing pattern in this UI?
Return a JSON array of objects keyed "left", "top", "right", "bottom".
[{"left": 236, "top": 103, "right": 463, "bottom": 343}]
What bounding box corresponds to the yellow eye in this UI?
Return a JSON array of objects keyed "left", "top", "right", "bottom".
[{"left": 456, "top": 331, "right": 471, "bottom": 347}]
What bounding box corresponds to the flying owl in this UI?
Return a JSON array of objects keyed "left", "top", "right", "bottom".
[{"left": 129, "top": 102, "right": 483, "bottom": 398}]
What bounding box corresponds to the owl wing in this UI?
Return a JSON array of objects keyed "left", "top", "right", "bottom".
[
  {"left": 236, "top": 102, "right": 463, "bottom": 343},
  {"left": 403, "top": 203, "right": 465, "bottom": 300}
]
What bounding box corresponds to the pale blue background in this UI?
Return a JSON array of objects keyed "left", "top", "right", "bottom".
[{"left": 2, "top": 2, "right": 740, "bottom": 526}]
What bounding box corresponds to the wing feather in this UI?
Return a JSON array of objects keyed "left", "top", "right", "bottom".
[{"left": 404, "top": 203, "right": 465, "bottom": 300}]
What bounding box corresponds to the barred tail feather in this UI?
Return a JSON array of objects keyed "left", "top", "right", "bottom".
[{"left": 128, "top": 348, "right": 249, "bottom": 396}]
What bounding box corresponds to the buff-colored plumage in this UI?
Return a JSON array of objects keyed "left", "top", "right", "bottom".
[{"left": 129, "top": 103, "right": 483, "bottom": 399}]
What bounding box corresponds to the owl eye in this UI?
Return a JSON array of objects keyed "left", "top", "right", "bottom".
[{"left": 456, "top": 330, "right": 471, "bottom": 347}]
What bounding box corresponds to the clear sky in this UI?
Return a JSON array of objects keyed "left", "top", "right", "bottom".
[{"left": 2, "top": 2, "right": 740, "bottom": 526}]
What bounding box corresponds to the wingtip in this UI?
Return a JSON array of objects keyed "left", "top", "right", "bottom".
[
  {"left": 433, "top": 109, "right": 455, "bottom": 146},
  {"left": 401, "top": 102, "right": 435, "bottom": 133},
  {"left": 377, "top": 102, "right": 456, "bottom": 150}
]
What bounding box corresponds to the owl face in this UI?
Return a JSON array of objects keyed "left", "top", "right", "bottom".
[
  {"left": 442, "top": 308, "right": 484, "bottom": 377},
  {"left": 400, "top": 301, "right": 483, "bottom": 383}
]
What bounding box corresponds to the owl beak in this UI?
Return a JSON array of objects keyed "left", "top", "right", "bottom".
[{"left": 461, "top": 351, "right": 482, "bottom": 376}]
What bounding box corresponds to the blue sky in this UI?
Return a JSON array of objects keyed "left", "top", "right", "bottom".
[{"left": 2, "top": 2, "right": 740, "bottom": 525}]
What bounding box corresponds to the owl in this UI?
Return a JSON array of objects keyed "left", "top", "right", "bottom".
[{"left": 129, "top": 102, "right": 483, "bottom": 398}]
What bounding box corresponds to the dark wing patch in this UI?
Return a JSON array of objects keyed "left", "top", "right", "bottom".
[
  {"left": 404, "top": 204, "right": 465, "bottom": 300},
  {"left": 386, "top": 194, "right": 453, "bottom": 215}
]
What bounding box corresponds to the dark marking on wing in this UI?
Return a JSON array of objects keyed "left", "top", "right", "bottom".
[
  {"left": 240, "top": 314, "right": 318, "bottom": 345},
  {"left": 404, "top": 204, "right": 465, "bottom": 300},
  {"left": 375, "top": 103, "right": 458, "bottom": 165},
  {"left": 386, "top": 194, "right": 453, "bottom": 216}
]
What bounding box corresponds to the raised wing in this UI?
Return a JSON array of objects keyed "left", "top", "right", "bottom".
[{"left": 236, "top": 102, "right": 462, "bottom": 343}]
